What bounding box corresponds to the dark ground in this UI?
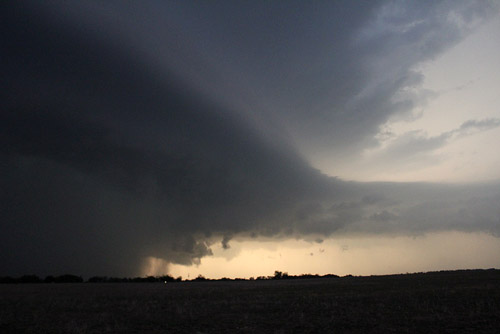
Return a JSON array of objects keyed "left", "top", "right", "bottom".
[{"left": 1, "top": 269, "right": 499, "bottom": 333}]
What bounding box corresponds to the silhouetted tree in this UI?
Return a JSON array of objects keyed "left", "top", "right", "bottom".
[
  {"left": 87, "top": 276, "right": 109, "bottom": 283},
  {"left": 108, "top": 277, "right": 128, "bottom": 283},
  {"left": 55, "top": 274, "right": 83, "bottom": 283},
  {"left": 194, "top": 274, "right": 207, "bottom": 281},
  {"left": 159, "top": 275, "right": 175, "bottom": 283},
  {"left": 323, "top": 274, "right": 339, "bottom": 278},
  {"left": 0, "top": 276, "right": 15, "bottom": 284},
  {"left": 18, "top": 275, "right": 42, "bottom": 283},
  {"left": 44, "top": 276, "right": 56, "bottom": 283}
]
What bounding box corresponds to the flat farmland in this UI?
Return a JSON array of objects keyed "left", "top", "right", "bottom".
[{"left": 1, "top": 270, "right": 499, "bottom": 333}]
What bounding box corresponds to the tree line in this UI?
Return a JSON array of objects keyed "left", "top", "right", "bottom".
[{"left": 0, "top": 271, "right": 340, "bottom": 284}]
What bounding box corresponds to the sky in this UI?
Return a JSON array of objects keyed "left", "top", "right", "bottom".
[{"left": 2, "top": 0, "right": 500, "bottom": 278}]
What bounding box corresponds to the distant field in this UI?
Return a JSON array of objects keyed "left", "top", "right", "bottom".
[{"left": 1, "top": 270, "right": 499, "bottom": 333}]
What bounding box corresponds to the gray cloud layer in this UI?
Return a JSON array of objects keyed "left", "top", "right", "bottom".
[{"left": 1, "top": 1, "right": 499, "bottom": 277}]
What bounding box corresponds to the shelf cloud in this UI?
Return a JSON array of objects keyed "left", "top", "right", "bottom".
[{"left": 1, "top": 1, "right": 499, "bottom": 277}]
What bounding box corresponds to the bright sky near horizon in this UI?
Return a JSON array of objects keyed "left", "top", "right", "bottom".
[{"left": 149, "top": 231, "right": 500, "bottom": 279}]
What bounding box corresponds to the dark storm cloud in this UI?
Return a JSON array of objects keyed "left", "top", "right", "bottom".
[
  {"left": 1, "top": 1, "right": 499, "bottom": 276},
  {"left": 1, "top": 0, "right": 335, "bottom": 276}
]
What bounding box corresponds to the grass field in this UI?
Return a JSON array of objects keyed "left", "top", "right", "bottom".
[{"left": 1, "top": 270, "right": 499, "bottom": 333}]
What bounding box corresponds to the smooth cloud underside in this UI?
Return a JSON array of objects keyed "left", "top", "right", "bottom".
[{"left": 1, "top": 1, "right": 499, "bottom": 277}]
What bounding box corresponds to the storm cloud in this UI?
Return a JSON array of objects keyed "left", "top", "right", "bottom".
[{"left": 1, "top": 1, "right": 499, "bottom": 277}]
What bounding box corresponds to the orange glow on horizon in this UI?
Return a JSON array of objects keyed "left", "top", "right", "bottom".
[{"left": 142, "top": 231, "right": 500, "bottom": 279}]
